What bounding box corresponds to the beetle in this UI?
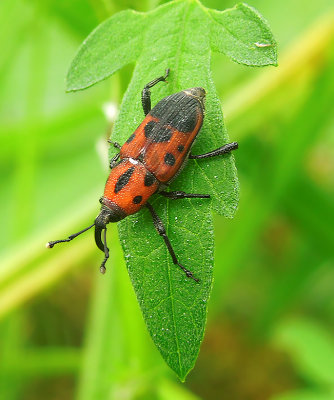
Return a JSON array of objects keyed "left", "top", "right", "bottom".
[{"left": 47, "top": 69, "right": 238, "bottom": 282}]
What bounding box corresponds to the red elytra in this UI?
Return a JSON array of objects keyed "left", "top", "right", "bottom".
[{"left": 47, "top": 69, "right": 238, "bottom": 282}]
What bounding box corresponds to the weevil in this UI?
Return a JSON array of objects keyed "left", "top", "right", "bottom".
[{"left": 47, "top": 69, "right": 238, "bottom": 282}]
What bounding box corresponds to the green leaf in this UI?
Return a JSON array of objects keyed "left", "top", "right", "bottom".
[
  {"left": 66, "top": 1, "right": 278, "bottom": 91},
  {"left": 209, "top": 3, "right": 278, "bottom": 66},
  {"left": 66, "top": 0, "right": 276, "bottom": 380},
  {"left": 67, "top": 10, "right": 146, "bottom": 91}
]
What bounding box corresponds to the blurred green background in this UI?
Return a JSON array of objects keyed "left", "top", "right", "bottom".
[{"left": 1, "top": 0, "right": 334, "bottom": 399}]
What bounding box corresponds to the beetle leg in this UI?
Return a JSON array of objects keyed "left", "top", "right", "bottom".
[
  {"left": 109, "top": 153, "right": 120, "bottom": 169},
  {"left": 107, "top": 142, "right": 122, "bottom": 169},
  {"left": 107, "top": 140, "right": 122, "bottom": 169},
  {"left": 146, "top": 202, "right": 199, "bottom": 283},
  {"left": 107, "top": 140, "right": 122, "bottom": 150},
  {"left": 189, "top": 141, "right": 238, "bottom": 159},
  {"left": 141, "top": 68, "right": 170, "bottom": 116},
  {"left": 160, "top": 191, "right": 210, "bottom": 200}
]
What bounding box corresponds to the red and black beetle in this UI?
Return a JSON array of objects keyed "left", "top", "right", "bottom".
[{"left": 47, "top": 69, "right": 238, "bottom": 282}]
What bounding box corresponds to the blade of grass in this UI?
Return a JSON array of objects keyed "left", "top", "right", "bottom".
[
  {"left": 0, "top": 315, "right": 24, "bottom": 400},
  {"left": 2, "top": 347, "right": 81, "bottom": 376},
  {"left": 0, "top": 234, "right": 96, "bottom": 321},
  {"left": 0, "top": 189, "right": 99, "bottom": 286},
  {"left": 251, "top": 173, "right": 334, "bottom": 336},
  {"left": 0, "top": 189, "right": 102, "bottom": 320}
]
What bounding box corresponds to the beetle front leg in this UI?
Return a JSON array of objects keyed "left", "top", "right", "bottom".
[
  {"left": 146, "top": 202, "right": 199, "bottom": 283},
  {"left": 189, "top": 141, "right": 238, "bottom": 159},
  {"left": 107, "top": 140, "right": 122, "bottom": 150},
  {"left": 141, "top": 68, "right": 170, "bottom": 116},
  {"left": 109, "top": 153, "right": 120, "bottom": 169},
  {"left": 160, "top": 191, "right": 210, "bottom": 200},
  {"left": 107, "top": 141, "right": 122, "bottom": 169}
]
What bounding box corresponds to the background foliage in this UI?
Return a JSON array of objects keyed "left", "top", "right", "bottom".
[{"left": 0, "top": 0, "right": 333, "bottom": 399}]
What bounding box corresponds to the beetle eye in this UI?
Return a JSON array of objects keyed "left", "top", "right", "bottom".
[{"left": 99, "top": 197, "right": 103, "bottom": 204}]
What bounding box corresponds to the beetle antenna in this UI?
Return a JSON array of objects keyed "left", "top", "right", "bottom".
[
  {"left": 46, "top": 223, "right": 95, "bottom": 249},
  {"left": 99, "top": 228, "right": 109, "bottom": 274}
]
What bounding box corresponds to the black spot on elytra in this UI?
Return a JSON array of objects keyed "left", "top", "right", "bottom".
[
  {"left": 150, "top": 92, "right": 201, "bottom": 133},
  {"left": 144, "top": 120, "right": 172, "bottom": 142},
  {"left": 133, "top": 195, "right": 142, "bottom": 204},
  {"left": 126, "top": 133, "right": 135, "bottom": 144},
  {"left": 144, "top": 172, "right": 156, "bottom": 187},
  {"left": 144, "top": 121, "right": 156, "bottom": 138},
  {"left": 114, "top": 167, "right": 135, "bottom": 193},
  {"left": 177, "top": 145, "right": 184, "bottom": 152},
  {"left": 164, "top": 153, "right": 175, "bottom": 166}
]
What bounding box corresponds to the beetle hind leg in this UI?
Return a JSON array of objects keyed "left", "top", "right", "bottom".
[
  {"left": 141, "top": 68, "right": 170, "bottom": 116},
  {"left": 189, "top": 141, "right": 238, "bottom": 159},
  {"left": 160, "top": 191, "right": 210, "bottom": 200},
  {"left": 146, "top": 202, "right": 199, "bottom": 283}
]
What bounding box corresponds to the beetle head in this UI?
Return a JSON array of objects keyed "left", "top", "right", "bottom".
[{"left": 94, "top": 201, "right": 126, "bottom": 254}]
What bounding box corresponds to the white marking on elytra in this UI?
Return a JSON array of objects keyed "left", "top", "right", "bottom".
[{"left": 129, "top": 158, "right": 138, "bottom": 165}]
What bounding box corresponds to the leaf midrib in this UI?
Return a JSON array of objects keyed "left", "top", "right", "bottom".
[{"left": 165, "top": 0, "right": 192, "bottom": 376}]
